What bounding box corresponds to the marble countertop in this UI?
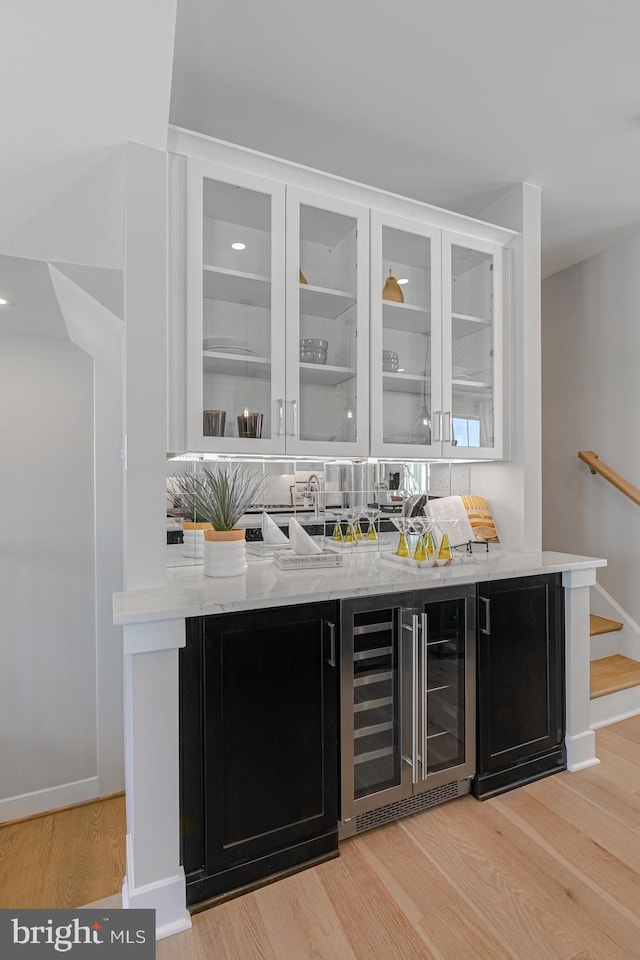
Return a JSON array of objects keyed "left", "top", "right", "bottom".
[{"left": 113, "top": 548, "right": 606, "bottom": 625}]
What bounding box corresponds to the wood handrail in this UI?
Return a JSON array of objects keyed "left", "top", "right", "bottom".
[{"left": 578, "top": 451, "right": 640, "bottom": 508}]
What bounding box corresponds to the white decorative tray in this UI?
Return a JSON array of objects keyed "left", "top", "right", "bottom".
[
  {"left": 321, "top": 536, "right": 391, "bottom": 550},
  {"left": 382, "top": 553, "right": 476, "bottom": 569},
  {"left": 273, "top": 548, "right": 342, "bottom": 569}
]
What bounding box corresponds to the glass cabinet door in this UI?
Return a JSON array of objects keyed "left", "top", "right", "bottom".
[
  {"left": 285, "top": 189, "right": 369, "bottom": 457},
  {"left": 370, "top": 212, "right": 442, "bottom": 458},
  {"left": 416, "top": 588, "right": 475, "bottom": 788},
  {"left": 441, "top": 232, "right": 504, "bottom": 458},
  {"left": 340, "top": 596, "right": 413, "bottom": 822},
  {"left": 186, "top": 161, "right": 286, "bottom": 453}
]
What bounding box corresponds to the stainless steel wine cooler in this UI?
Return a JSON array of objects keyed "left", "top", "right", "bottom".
[{"left": 339, "top": 585, "right": 476, "bottom": 838}]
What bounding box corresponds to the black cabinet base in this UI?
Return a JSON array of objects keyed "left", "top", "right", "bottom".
[
  {"left": 472, "top": 744, "right": 567, "bottom": 800},
  {"left": 186, "top": 830, "right": 338, "bottom": 910}
]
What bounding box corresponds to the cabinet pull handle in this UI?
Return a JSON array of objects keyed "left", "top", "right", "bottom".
[
  {"left": 411, "top": 614, "right": 419, "bottom": 784},
  {"left": 421, "top": 612, "right": 428, "bottom": 780},
  {"left": 480, "top": 597, "right": 491, "bottom": 635},
  {"left": 275, "top": 398, "right": 285, "bottom": 436},
  {"left": 327, "top": 621, "right": 336, "bottom": 667},
  {"left": 443, "top": 411, "right": 451, "bottom": 442},
  {"left": 289, "top": 399, "right": 298, "bottom": 438},
  {"left": 433, "top": 411, "right": 441, "bottom": 442}
]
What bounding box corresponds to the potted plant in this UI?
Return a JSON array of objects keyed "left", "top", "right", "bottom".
[{"left": 172, "top": 464, "right": 265, "bottom": 577}]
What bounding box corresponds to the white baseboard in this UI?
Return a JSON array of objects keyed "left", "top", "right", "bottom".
[
  {"left": 565, "top": 729, "right": 600, "bottom": 771},
  {"left": 122, "top": 871, "right": 191, "bottom": 941},
  {"left": 591, "top": 686, "right": 640, "bottom": 728},
  {"left": 0, "top": 776, "right": 99, "bottom": 823}
]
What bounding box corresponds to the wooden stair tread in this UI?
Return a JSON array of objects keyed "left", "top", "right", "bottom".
[
  {"left": 590, "top": 614, "right": 624, "bottom": 636},
  {"left": 590, "top": 655, "right": 640, "bottom": 699}
]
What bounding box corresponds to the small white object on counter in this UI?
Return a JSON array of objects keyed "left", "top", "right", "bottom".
[
  {"left": 288, "top": 517, "right": 323, "bottom": 555},
  {"left": 261, "top": 511, "right": 289, "bottom": 545}
]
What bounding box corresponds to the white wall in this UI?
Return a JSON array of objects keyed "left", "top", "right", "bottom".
[
  {"left": 542, "top": 235, "right": 640, "bottom": 621},
  {"left": 0, "top": 336, "right": 98, "bottom": 816}
]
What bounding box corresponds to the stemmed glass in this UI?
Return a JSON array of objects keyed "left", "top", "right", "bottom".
[
  {"left": 390, "top": 517, "right": 413, "bottom": 557},
  {"left": 410, "top": 516, "right": 437, "bottom": 562},
  {"left": 361, "top": 507, "right": 380, "bottom": 542},
  {"left": 432, "top": 518, "right": 462, "bottom": 562}
]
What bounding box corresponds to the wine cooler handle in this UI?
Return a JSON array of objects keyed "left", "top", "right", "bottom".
[
  {"left": 421, "top": 612, "right": 428, "bottom": 780},
  {"left": 327, "top": 621, "right": 336, "bottom": 667},
  {"left": 480, "top": 596, "right": 491, "bottom": 635},
  {"left": 411, "top": 614, "right": 419, "bottom": 784}
]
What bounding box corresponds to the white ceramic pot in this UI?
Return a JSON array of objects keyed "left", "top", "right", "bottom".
[
  {"left": 204, "top": 528, "right": 247, "bottom": 577},
  {"left": 182, "top": 522, "right": 212, "bottom": 559}
]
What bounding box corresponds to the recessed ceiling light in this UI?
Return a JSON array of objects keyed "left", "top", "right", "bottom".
[
  {"left": 397, "top": 367, "right": 405, "bottom": 372},
  {"left": 231, "top": 242, "right": 246, "bottom": 250},
  {"left": 398, "top": 278, "right": 409, "bottom": 285},
  {"left": 0, "top": 297, "right": 9, "bottom": 306}
]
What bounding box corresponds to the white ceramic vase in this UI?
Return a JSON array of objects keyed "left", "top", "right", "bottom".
[
  {"left": 182, "top": 521, "right": 212, "bottom": 560},
  {"left": 204, "top": 528, "right": 247, "bottom": 577}
]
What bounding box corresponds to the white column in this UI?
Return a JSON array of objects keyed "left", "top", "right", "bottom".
[
  {"left": 122, "top": 619, "right": 191, "bottom": 940},
  {"left": 563, "top": 568, "right": 600, "bottom": 771}
]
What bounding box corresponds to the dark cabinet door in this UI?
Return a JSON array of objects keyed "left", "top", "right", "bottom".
[
  {"left": 180, "top": 602, "right": 339, "bottom": 906},
  {"left": 475, "top": 574, "right": 565, "bottom": 798}
]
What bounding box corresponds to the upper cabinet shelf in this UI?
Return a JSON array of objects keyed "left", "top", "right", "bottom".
[
  {"left": 451, "top": 312, "right": 491, "bottom": 339},
  {"left": 203, "top": 265, "right": 271, "bottom": 307},
  {"left": 382, "top": 300, "right": 431, "bottom": 334},
  {"left": 299, "top": 284, "right": 356, "bottom": 320}
]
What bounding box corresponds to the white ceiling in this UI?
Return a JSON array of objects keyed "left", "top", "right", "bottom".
[{"left": 170, "top": 0, "right": 640, "bottom": 278}]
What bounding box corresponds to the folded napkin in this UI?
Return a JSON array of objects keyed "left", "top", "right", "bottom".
[
  {"left": 288, "top": 517, "right": 323, "bottom": 555},
  {"left": 261, "top": 512, "right": 289, "bottom": 545}
]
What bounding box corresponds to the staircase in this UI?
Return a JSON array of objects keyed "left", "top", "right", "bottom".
[{"left": 590, "top": 614, "right": 640, "bottom": 727}]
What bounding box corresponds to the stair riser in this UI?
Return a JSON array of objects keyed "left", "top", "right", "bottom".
[{"left": 590, "top": 686, "right": 640, "bottom": 728}]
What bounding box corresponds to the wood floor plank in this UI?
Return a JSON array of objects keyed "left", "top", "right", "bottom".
[
  {"left": 252, "top": 867, "right": 359, "bottom": 960},
  {"left": 355, "top": 818, "right": 461, "bottom": 924},
  {"left": 400, "top": 798, "right": 582, "bottom": 960},
  {"left": 492, "top": 789, "right": 640, "bottom": 920},
  {"left": 316, "top": 838, "right": 437, "bottom": 960},
  {"left": 0, "top": 796, "right": 125, "bottom": 909},
  {"left": 415, "top": 900, "right": 515, "bottom": 960},
  {"left": 522, "top": 773, "right": 640, "bottom": 872}
]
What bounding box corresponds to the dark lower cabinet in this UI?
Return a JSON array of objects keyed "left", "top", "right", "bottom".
[
  {"left": 474, "top": 573, "right": 566, "bottom": 799},
  {"left": 180, "top": 602, "right": 339, "bottom": 908}
]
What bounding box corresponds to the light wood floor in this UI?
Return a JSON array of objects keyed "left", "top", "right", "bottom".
[
  {"left": 0, "top": 794, "right": 125, "bottom": 909},
  {"left": 159, "top": 717, "right": 640, "bottom": 960},
  {"left": 2, "top": 718, "right": 640, "bottom": 960}
]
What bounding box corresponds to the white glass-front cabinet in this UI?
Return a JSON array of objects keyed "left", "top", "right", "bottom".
[
  {"left": 441, "top": 232, "right": 503, "bottom": 458},
  {"left": 285, "top": 189, "right": 369, "bottom": 457},
  {"left": 186, "top": 161, "right": 286, "bottom": 454},
  {"left": 184, "top": 162, "right": 369, "bottom": 456},
  {"left": 370, "top": 212, "right": 505, "bottom": 459}
]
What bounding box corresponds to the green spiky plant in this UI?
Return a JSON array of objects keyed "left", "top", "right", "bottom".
[{"left": 172, "top": 464, "right": 265, "bottom": 531}]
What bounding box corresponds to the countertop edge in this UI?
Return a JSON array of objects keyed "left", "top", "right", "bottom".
[{"left": 113, "top": 552, "right": 607, "bottom": 627}]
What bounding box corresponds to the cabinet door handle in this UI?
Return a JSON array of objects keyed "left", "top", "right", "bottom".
[
  {"left": 421, "top": 612, "right": 428, "bottom": 781},
  {"left": 443, "top": 411, "right": 452, "bottom": 443},
  {"left": 480, "top": 597, "right": 491, "bottom": 635},
  {"left": 433, "top": 411, "right": 442, "bottom": 442},
  {"left": 275, "top": 398, "right": 285, "bottom": 436},
  {"left": 327, "top": 621, "right": 336, "bottom": 667},
  {"left": 411, "top": 614, "right": 419, "bottom": 784},
  {"left": 288, "top": 399, "right": 298, "bottom": 438}
]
